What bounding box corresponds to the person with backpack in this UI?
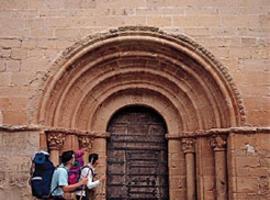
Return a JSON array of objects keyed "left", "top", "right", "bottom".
[
  {"left": 50, "top": 150, "right": 88, "bottom": 200},
  {"left": 75, "top": 153, "right": 105, "bottom": 200},
  {"left": 30, "top": 150, "right": 55, "bottom": 199},
  {"left": 68, "top": 149, "right": 86, "bottom": 185}
]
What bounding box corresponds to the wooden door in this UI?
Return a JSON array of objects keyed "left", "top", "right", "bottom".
[{"left": 107, "top": 106, "right": 169, "bottom": 200}]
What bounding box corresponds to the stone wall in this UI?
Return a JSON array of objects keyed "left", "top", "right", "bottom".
[
  {"left": 0, "top": 126, "right": 41, "bottom": 200},
  {"left": 228, "top": 129, "right": 270, "bottom": 200},
  {"left": 0, "top": 127, "right": 40, "bottom": 200},
  {"left": 0, "top": 1, "right": 269, "bottom": 200},
  {"left": 0, "top": 0, "right": 269, "bottom": 126}
]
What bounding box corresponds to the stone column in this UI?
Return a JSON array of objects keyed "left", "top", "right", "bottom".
[
  {"left": 47, "top": 132, "right": 66, "bottom": 166},
  {"left": 182, "top": 138, "right": 196, "bottom": 200},
  {"left": 210, "top": 135, "right": 228, "bottom": 200},
  {"left": 166, "top": 134, "right": 186, "bottom": 200},
  {"left": 78, "top": 135, "right": 93, "bottom": 163}
]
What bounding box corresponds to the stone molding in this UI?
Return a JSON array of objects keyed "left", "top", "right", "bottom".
[
  {"left": 45, "top": 127, "right": 110, "bottom": 138},
  {"left": 166, "top": 126, "right": 270, "bottom": 139},
  {"left": 0, "top": 125, "right": 112, "bottom": 138},
  {"left": 0, "top": 124, "right": 42, "bottom": 132},
  {"left": 94, "top": 132, "right": 111, "bottom": 138},
  {"left": 1, "top": 125, "right": 268, "bottom": 138}
]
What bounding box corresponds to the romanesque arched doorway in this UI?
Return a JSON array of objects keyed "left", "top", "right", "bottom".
[
  {"left": 36, "top": 26, "right": 246, "bottom": 200},
  {"left": 106, "top": 106, "right": 169, "bottom": 200}
]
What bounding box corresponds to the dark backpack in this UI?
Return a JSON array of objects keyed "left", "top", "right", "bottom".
[{"left": 30, "top": 151, "right": 55, "bottom": 199}]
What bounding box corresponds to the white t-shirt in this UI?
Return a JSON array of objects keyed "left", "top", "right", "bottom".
[{"left": 76, "top": 164, "right": 100, "bottom": 197}]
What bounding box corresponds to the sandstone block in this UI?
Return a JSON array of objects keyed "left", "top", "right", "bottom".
[
  {"left": 11, "top": 48, "right": 27, "bottom": 60},
  {"left": 0, "top": 39, "right": 21, "bottom": 48},
  {"left": 237, "top": 177, "right": 258, "bottom": 193},
  {"left": 147, "top": 16, "right": 172, "bottom": 27},
  {"left": 0, "top": 72, "right": 12, "bottom": 86},
  {"left": 2, "top": 110, "right": 28, "bottom": 124}
]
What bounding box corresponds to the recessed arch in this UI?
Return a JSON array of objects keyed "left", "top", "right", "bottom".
[
  {"left": 106, "top": 104, "right": 169, "bottom": 132},
  {"left": 36, "top": 26, "right": 246, "bottom": 135},
  {"left": 87, "top": 88, "right": 183, "bottom": 134},
  {"left": 106, "top": 105, "right": 169, "bottom": 199}
]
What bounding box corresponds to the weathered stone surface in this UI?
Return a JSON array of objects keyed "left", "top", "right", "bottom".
[
  {"left": 0, "top": 0, "right": 269, "bottom": 199},
  {"left": 0, "top": 129, "right": 40, "bottom": 200},
  {"left": 228, "top": 132, "right": 270, "bottom": 199}
]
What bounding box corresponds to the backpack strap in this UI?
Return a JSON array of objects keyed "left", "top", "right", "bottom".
[
  {"left": 49, "top": 185, "right": 59, "bottom": 197},
  {"left": 81, "top": 165, "right": 94, "bottom": 180},
  {"left": 29, "top": 160, "right": 35, "bottom": 185},
  {"left": 77, "top": 165, "right": 94, "bottom": 199}
]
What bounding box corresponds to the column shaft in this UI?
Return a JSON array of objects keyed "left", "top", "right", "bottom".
[
  {"left": 185, "top": 152, "right": 196, "bottom": 200},
  {"left": 50, "top": 149, "right": 60, "bottom": 166},
  {"left": 214, "top": 150, "right": 227, "bottom": 200},
  {"left": 182, "top": 138, "right": 196, "bottom": 200},
  {"left": 211, "top": 135, "right": 227, "bottom": 200}
]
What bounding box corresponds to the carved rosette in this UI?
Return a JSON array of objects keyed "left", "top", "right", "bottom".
[
  {"left": 78, "top": 135, "right": 93, "bottom": 150},
  {"left": 47, "top": 132, "right": 66, "bottom": 150},
  {"left": 210, "top": 135, "right": 227, "bottom": 151},
  {"left": 181, "top": 138, "right": 195, "bottom": 154}
]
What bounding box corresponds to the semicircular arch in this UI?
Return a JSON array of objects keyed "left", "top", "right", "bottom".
[{"left": 36, "top": 26, "right": 246, "bottom": 136}]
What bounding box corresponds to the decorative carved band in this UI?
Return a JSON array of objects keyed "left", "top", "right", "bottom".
[
  {"left": 181, "top": 138, "right": 195, "bottom": 153},
  {"left": 46, "top": 132, "right": 66, "bottom": 150},
  {"left": 45, "top": 127, "right": 110, "bottom": 138},
  {"left": 210, "top": 135, "right": 227, "bottom": 151}
]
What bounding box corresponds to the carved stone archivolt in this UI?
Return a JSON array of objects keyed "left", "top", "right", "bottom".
[
  {"left": 37, "top": 26, "right": 246, "bottom": 134},
  {"left": 46, "top": 132, "right": 66, "bottom": 150}
]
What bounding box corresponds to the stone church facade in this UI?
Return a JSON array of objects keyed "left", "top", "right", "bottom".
[{"left": 0, "top": 1, "right": 269, "bottom": 200}]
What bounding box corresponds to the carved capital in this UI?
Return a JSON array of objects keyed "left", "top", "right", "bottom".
[
  {"left": 210, "top": 135, "right": 227, "bottom": 151},
  {"left": 47, "top": 132, "right": 66, "bottom": 150},
  {"left": 181, "top": 138, "right": 195, "bottom": 153},
  {"left": 78, "top": 135, "right": 93, "bottom": 150}
]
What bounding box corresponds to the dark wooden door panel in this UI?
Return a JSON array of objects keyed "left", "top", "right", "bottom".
[{"left": 107, "top": 107, "right": 169, "bottom": 200}]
